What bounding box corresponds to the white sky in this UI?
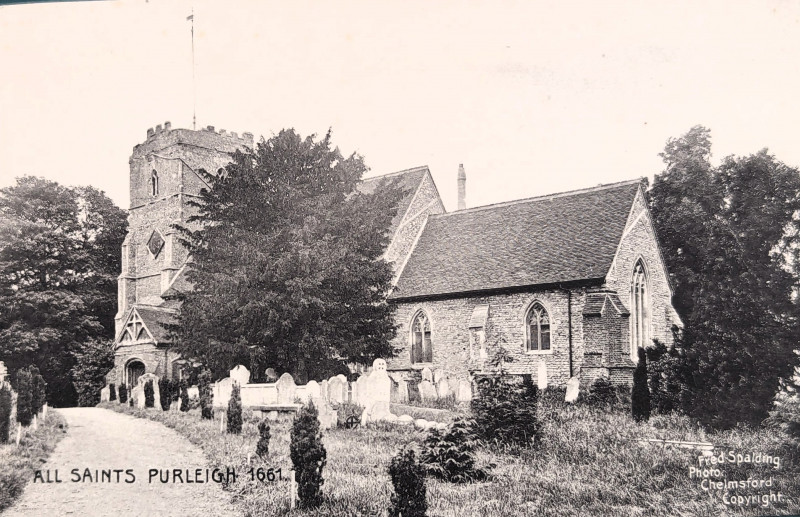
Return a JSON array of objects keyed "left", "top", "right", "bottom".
[{"left": 1, "top": 0, "right": 800, "bottom": 212}]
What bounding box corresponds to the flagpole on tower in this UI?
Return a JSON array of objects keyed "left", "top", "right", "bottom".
[{"left": 187, "top": 8, "right": 196, "bottom": 130}]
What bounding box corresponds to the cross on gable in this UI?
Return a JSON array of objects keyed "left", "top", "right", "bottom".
[{"left": 116, "top": 308, "right": 155, "bottom": 345}]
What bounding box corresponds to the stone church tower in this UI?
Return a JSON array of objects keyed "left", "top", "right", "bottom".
[{"left": 111, "top": 123, "right": 252, "bottom": 386}]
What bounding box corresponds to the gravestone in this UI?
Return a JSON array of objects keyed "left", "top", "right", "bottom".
[
  {"left": 390, "top": 379, "right": 408, "bottom": 403},
  {"left": 355, "top": 375, "right": 370, "bottom": 406},
  {"left": 421, "top": 367, "right": 433, "bottom": 383},
  {"left": 213, "top": 378, "right": 233, "bottom": 408},
  {"left": 275, "top": 373, "right": 297, "bottom": 404},
  {"left": 358, "top": 359, "right": 391, "bottom": 412},
  {"left": 320, "top": 379, "right": 329, "bottom": 403},
  {"left": 265, "top": 368, "right": 279, "bottom": 383},
  {"left": 436, "top": 377, "right": 451, "bottom": 398},
  {"left": 132, "top": 384, "right": 145, "bottom": 408},
  {"left": 316, "top": 400, "right": 337, "bottom": 430},
  {"left": 433, "top": 368, "right": 445, "bottom": 384},
  {"left": 137, "top": 373, "right": 161, "bottom": 410},
  {"left": 565, "top": 376, "right": 580, "bottom": 403},
  {"left": 418, "top": 380, "right": 437, "bottom": 401},
  {"left": 456, "top": 380, "right": 472, "bottom": 402},
  {"left": 230, "top": 365, "right": 251, "bottom": 386},
  {"left": 328, "top": 376, "right": 345, "bottom": 404},
  {"left": 537, "top": 362, "right": 548, "bottom": 390},
  {"left": 361, "top": 400, "right": 392, "bottom": 425},
  {"left": 306, "top": 380, "right": 321, "bottom": 401},
  {"left": 101, "top": 386, "right": 110, "bottom": 402}
]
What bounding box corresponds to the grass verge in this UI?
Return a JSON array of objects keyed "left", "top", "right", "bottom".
[
  {"left": 99, "top": 396, "right": 800, "bottom": 517},
  {"left": 0, "top": 410, "right": 68, "bottom": 512}
]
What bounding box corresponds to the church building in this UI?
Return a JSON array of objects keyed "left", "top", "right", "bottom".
[{"left": 110, "top": 123, "right": 680, "bottom": 390}]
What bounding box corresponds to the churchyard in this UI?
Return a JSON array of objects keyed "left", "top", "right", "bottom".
[{"left": 98, "top": 379, "right": 800, "bottom": 517}]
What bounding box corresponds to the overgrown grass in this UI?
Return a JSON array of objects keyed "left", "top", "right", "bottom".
[
  {"left": 99, "top": 394, "right": 800, "bottom": 517},
  {"left": 0, "top": 411, "right": 68, "bottom": 512}
]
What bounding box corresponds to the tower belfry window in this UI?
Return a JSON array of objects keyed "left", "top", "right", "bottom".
[{"left": 151, "top": 170, "right": 159, "bottom": 196}]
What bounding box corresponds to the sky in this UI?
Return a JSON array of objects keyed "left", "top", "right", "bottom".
[{"left": 1, "top": 0, "right": 800, "bottom": 212}]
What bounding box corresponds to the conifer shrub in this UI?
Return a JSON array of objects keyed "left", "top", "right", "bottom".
[
  {"left": 158, "top": 378, "right": 171, "bottom": 411},
  {"left": 109, "top": 383, "right": 117, "bottom": 402},
  {"left": 227, "top": 383, "right": 243, "bottom": 434},
  {"left": 471, "top": 375, "right": 541, "bottom": 448},
  {"left": 144, "top": 380, "right": 155, "bottom": 408},
  {"left": 14, "top": 368, "right": 34, "bottom": 427},
  {"left": 30, "top": 366, "right": 46, "bottom": 414},
  {"left": 632, "top": 347, "right": 651, "bottom": 422},
  {"left": 587, "top": 376, "right": 615, "bottom": 407},
  {"left": 388, "top": 446, "right": 427, "bottom": 517},
  {"left": 119, "top": 384, "right": 128, "bottom": 404},
  {"left": 419, "top": 418, "right": 490, "bottom": 483},
  {"left": 256, "top": 420, "right": 271, "bottom": 458},
  {"left": 0, "top": 385, "right": 12, "bottom": 443},
  {"left": 180, "top": 382, "right": 189, "bottom": 412},
  {"left": 170, "top": 380, "right": 180, "bottom": 402},
  {"left": 198, "top": 369, "right": 214, "bottom": 420},
  {"left": 290, "top": 400, "right": 327, "bottom": 508}
]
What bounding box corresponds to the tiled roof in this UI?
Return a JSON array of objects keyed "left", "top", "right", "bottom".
[
  {"left": 389, "top": 180, "right": 642, "bottom": 300},
  {"left": 357, "top": 166, "right": 428, "bottom": 237},
  {"left": 136, "top": 306, "right": 176, "bottom": 343}
]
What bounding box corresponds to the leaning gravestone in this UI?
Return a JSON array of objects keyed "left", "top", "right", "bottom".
[
  {"left": 275, "top": 373, "right": 297, "bottom": 405},
  {"left": 230, "top": 365, "right": 251, "bottom": 386},
  {"left": 565, "top": 376, "right": 580, "bottom": 403}
]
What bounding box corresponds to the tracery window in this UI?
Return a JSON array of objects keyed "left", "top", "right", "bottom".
[
  {"left": 631, "top": 259, "right": 650, "bottom": 358},
  {"left": 410, "top": 310, "right": 433, "bottom": 363},
  {"left": 526, "top": 302, "right": 551, "bottom": 351}
]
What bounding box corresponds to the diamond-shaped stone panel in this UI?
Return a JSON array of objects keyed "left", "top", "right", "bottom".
[{"left": 147, "top": 230, "right": 165, "bottom": 257}]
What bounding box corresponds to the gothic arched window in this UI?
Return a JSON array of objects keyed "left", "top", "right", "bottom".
[
  {"left": 151, "top": 170, "right": 159, "bottom": 197},
  {"left": 630, "top": 259, "right": 650, "bottom": 358},
  {"left": 410, "top": 310, "right": 432, "bottom": 363},
  {"left": 526, "top": 302, "right": 551, "bottom": 351}
]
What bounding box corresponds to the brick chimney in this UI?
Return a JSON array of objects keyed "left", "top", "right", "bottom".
[{"left": 457, "top": 164, "right": 466, "bottom": 210}]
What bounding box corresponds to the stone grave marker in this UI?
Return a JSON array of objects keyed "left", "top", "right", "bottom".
[
  {"left": 265, "top": 368, "right": 279, "bottom": 382},
  {"left": 328, "top": 376, "right": 345, "bottom": 404},
  {"left": 418, "top": 380, "right": 437, "bottom": 401},
  {"left": 456, "top": 380, "right": 472, "bottom": 402},
  {"left": 230, "top": 365, "right": 251, "bottom": 386},
  {"left": 421, "top": 367, "right": 433, "bottom": 382},
  {"left": 436, "top": 377, "right": 451, "bottom": 398},
  {"left": 433, "top": 368, "right": 445, "bottom": 384},
  {"left": 320, "top": 379, "right": 329, "bottom": 403},
  {"left": 537, "top": 362, "right": 548, "bottom": 390},
  {"left": 565, "top": 376, "right": 580, "bottom": 403},
  {"left": 306, "top": 380, "right": 321, "bottom": 401},
  {"left": 276, "top": 373, "right": 297, "bottom": 404},
  {"left": 101, "top": 386, "right": 110, "bottom": 402}
]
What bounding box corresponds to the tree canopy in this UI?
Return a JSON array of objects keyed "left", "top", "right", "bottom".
[
  {"left": 648, "top": 126, "right": 800, "bottom": 429},
  {"left": 171, "top": 129, "right": 407, "bottom": 382},
  {"left": 0, "top": 177, "right": 126, "bottom": 406}
]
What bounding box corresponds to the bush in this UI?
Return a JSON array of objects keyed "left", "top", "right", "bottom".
[
  {"left": 632, "top": 347, "right": 651, "bottom": 422},
  {"left": 388, "top": 446, "right": 427, "bottom": 517},
  {"left": 170, "top": 380, "right": 180, "bottom": 402},
  {"left": 766, "top": 391, "right": 800, "bottom": 441},
  {"left": 587, "top": 377, "right": 615, "bottom": 406},
  {"left": 333, "top": 402, "right": 363, "bottom": 428},
  {"left": 158, "top": 378, "right": 171, "bottom": 411},
  {"left": 30, "top": 366, "right": 46, "bottom": 414},
  {"left": 144, "top": 380, "right": 155, "bottom": 408},
  {"left": 118, "top": 384, "right": 128, "bottom": 404},
  {"left": 14, "top": 367, "right": 34, "bottom": 427},
  {"left": 256, "top": 420, "right": 271, "bottom": 458},
  {"left": 290, "top": 400, "right": 327, "bottom": 508},
  {"left": 419, "top": 417, "right": 490, "bottom": 483},
  {"left": 471, "top": 375, "right": 541, "bottom": 447},
  {"left": 180, "top": 382, "right": 189, "bottom": 412},
  {"left": 0, "top": 385, "right": 12, "bottom": 443},
  {"left": 198, "top": 369, "right": 214, "bottom": 420},
  {"left": 109, "top": 383, "right": 117, "bottom": 402},
  {"left": 227, "top": 383, "right": 243, "bottom": 434}
]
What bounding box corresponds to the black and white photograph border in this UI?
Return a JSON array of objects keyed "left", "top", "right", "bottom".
[{"left": 1, "top": 0, "right": 800, "bottom": 515}]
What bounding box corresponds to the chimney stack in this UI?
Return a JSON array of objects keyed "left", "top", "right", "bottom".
[{"left": 457, "top": 164, "right": 466, "bottom": 210}]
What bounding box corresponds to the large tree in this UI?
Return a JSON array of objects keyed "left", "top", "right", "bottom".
[
  {"left": 0, "top": 177, "right": 126, "bottom": 406},
  {"left": 648, "top": 126, "right": 800, "bottom": 428},
  {"left": 171, "top": 129, "right": 407, "bottom": 382}
]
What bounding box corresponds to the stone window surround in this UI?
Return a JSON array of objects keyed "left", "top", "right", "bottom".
[
  {"left": 521, "top": 297, "right": 555, "bottom": 355},
  {"left": 629, "top": 256, "right": 652, "bottom": 361},
  {"left": 408, "top": 308, "right": 434, "bottom": 366}
]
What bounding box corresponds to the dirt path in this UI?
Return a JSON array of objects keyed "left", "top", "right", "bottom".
[{"left": 3, "top": 408, "right": 237, "bottom": 517}]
